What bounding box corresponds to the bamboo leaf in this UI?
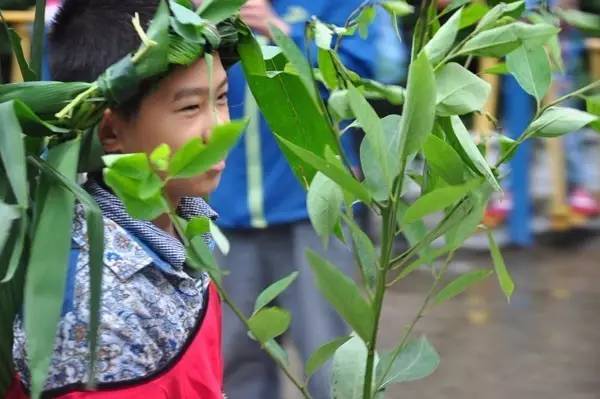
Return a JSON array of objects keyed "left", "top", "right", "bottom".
[
  {"left": 253, "top": 272, "right": 299, "bottom": 315},
  {"left": 306, "top": 250, "right": 374, "bottom": 342},
  {"left": 434, "top": 269, "right": 493, "bottom": 305},
  {"left": 25, "top": 137, "right": 80, "bottom": 399},
  {"left": 0, "top": 101, "right": 28, "bottom": 207},
  {"left": 0, "top": 82, "right": 92, "bottom": 117},
  {"left": 487, "top": 231, "right": 515, "bottom": 301},
  {"left": 30, "top": 0, "right": 46, "bottom": 77},
  {"left": 305, "top": 335, "right": 351, "bottom": 379},
  {"left": 197, "top": 0, "right": 246, "bottom": 24},
  {"left": 6, "top": 29, "right": 36, "bottom": 81}
]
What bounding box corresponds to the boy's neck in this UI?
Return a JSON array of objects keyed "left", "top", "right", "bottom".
[{"left": 153, "top": 213, "right": 177, "bottom": 238}]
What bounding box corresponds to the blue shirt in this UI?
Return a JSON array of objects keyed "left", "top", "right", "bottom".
[{"left": 210, "top": 0, "right": 378, "bottom": 228}]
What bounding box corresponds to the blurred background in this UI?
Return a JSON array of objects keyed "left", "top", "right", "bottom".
[{"left": 1, "top": 0, "right": 598, "bottom": 398}]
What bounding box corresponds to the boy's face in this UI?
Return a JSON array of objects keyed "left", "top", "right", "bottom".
[{"left": 100, "top": 54, "right": 230, "bottom": 202}]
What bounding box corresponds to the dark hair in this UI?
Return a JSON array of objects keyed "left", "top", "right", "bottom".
[{"left": 49, "top": 0, "right": 164, "bottom": 118}]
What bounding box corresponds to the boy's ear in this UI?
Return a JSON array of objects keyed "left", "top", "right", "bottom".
[{"left": 98, "top": 109, "right": 125, "bottom": 154}]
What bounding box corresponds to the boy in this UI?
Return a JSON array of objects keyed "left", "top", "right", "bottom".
[{"left": 7, "top": 0, "right": 233, "bottom": 397}]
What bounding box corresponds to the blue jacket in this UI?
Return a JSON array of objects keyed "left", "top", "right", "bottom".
[{"left": 210, "top": 0, "right": 378, "bottom": 229}]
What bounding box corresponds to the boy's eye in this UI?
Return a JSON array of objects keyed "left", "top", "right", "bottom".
[
  {"left": 179, "top": 104, "right": 200, "bottom": 112},
  {"left": 217, "top": 92, "right": 228, "bottom": 103}
]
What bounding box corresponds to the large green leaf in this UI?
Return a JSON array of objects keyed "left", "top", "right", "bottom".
[
  {"left": 487, "top": 231, "right": 515, "bottom": 301},
  {"left": 506, "top": 44, "right": 551, "bottom": 101},
  {"left": 169, "top": 119, "right": 247, "bottom": 178},
  {"left": 435, "top": 63, "right": 491, "bottom": 116},
  {"left": 424, "top": 8, "right": 463, "bottom": 65},
  {"left": 197, "top": 0, "right": 246, "bottom": 24},
  {"left": 0, "top": 101, "right": 28, "bottom": 208},
  {"left": 434, "top": 269, "right": 493, "bottom": 305},
  {"left": 25, "top": 138, "right": 80, "bottom": 399},
  {"left": 0, "top": 82, "right": 92, "bottom": 117},
  {"left": 348, "top": 85, "right": 394, "bottom": 198},
  {"left": 402, "top": 178, "right": 482, "bottom": 224},
  {"left": 376, "top": 336, "right": 440, "bottom": 388},
  {"left": 27, "top": 155, "right": 105, "bottom": 387},
  {"left": 305, "top": 336, "right": 352, "bottom": 379},
  {"left": 526, "top": 107, "right": 598, "bottom": 138},
  {"left": 423, "top": 134, "right": 468, "bottom": 185},
  {"left": 331, "top": 335, "right": 377, "bottom": 399},
  {"left": 307, "top": 172, "right": 344, "bottom": 246},
  {"left": 306, "top": 250, "right": 374, "bottom": 342},
  {"left": 398, "top": 51, "right": 436, "bottom": 158},
  {"left": 276, "top": 135, "right": 371, "bottom": 204},
  {"left": 247, "top": 307, "right": 291, "bottom": 344},
  {"left": 270, "top": 24, "right": 318, "bottom": 102},
  {"left": 253, "top": 271, "right": 299, "bottom": 314},
  {"left": 444, "top": 116, "right": 500, "bottom": 191}
]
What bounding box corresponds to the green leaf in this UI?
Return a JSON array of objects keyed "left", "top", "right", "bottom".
[
  {"left": 398, "top": 51, "right": 436, "bottom": 158},
  {"left": 0, "top": 203, "right": 19, "bottom": 255},
  {"left": 331, "top": 335, "right": 377, "bottom": 399},
  {"left": 345, "top": 215, "right": 377, "bottom": 291},
  {"left": 187, "top": 235, "right": 223, "bottom": 284},
  {"left": 444, "top": 116, "right": 500, "bottom": 191},
  {"left": 476, "top": 0, "right": 524, "bottom": 32},
  {"left": 27, "top": 155, "right": 105, "bottom": 387},
  {"left": 197, "top": 0, "right": 246, "bottom": 23},
  {"left": 186, "top": 216, "right": 211, "bottom": 239},
  {"left": 487, "top": 231, "right": 515, "bottom": 301},
  {"left": 482, "top": 62, "right": 508, "bottom": 75},
  {"left": 328, "top": 90, "right": 353, "bottom": 120},
  {"left": 308, "top": 173, "right": 344, "bottom": 247},
  {"left": 424, "top": 8, "right": 462, "bottom": 65},
  {"left": 276, "top": 135, "right": 371, "bottom": 204},
  {"left": 104, "top": 169, "right": 168, "bottom": 220},
  {"left": 209, "top": 220, "right": 230, "bottom": 255},
  {"left": 423, "top": 134, "right": 468, "bottom": 185},
  {"left": 435, "top": 62, "right": 491, "bottom": 116},
  {"left": 0, "top": 81, "right": 92, "bottom": 117},
  {"left": 0, "top": 101, "right": 28, "bottom": 207},
  {"left": 307, "top": 250, "right": 374, "bottom": 342},
  {"left": 381, "top": 1, "right": 414, "bottom": 17},
  {"left": 459, "top": 3, "right": 489, "bottom": 29},
  {"left": 396, "top": 200, "right": 431, "bottom": 258},
  {"left": 314, "top": 21, "right": 333, "bottom": 50},
  {"left": 402, "top": 178, "right": 482, "bottom": 224},
  {"left": 103, "top": 153, "right": 152, "bottom": 180},
  {"left": 444, "top": 184, "right": 492, "bottom": 249},
  {"left": 30, "top": 0, "right": 46, "bottom": 77},
  {"left": 25, "top": 138, "right": 80, "bottom": 399},
  {"left": 171, "top": 0, "right": 204, "bottom": 25},
  {"left": 435, "top": 269, "right": 493, "bottom": 305},
  {"left": 169, "top": 119, "right": 247, "bottom": 178},
  {"left": 265, "top": 339, "right": 290, "bottom": 367},
  {"left": 348, "top": 85, "right": 393, "bottom": 196},
  {"left": 376, "top": 336, "right": 440, "bottom": 388},
  {"left": 253, "top": 272, "right": 299, "bottom": 315},
  {"left": 150, "top": 143, "right": 171, "bottom": 171},
  {"left": 526, "top": 107, "right": 598, "bottom": 138},
  {"left": 506, "top": 45, "right": 551, "bottom": 101},
  {"left": 586, "top": 95, "right": 600, "bottom": 132},
  {"left": 317, "top": 49, "right": 338, "bottom": 89},
  {"left": 270, "top": 24, "right": 318, "bottom": 102},
  {"left": 556, "top": 8, "right": 600, "bottom": 35},
  {"left": 247, "top": 307, "right": 291, "bottom": 344},
  {"left": 357, "top": 6, "right": 376, "bottom": 39},
  {"left": 458, "top": 23, "right": 521, "bottom": 57},
  {"left": 306, "top": 336, "right": 352, "bottom": 379},
  {"left": 6, "top": 29, "right": 36, "bottom": 81}
]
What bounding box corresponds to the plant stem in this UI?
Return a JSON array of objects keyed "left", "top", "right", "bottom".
[
  {"left": 544, "top": 79, "right": 600, "bottom": 109},
  {"left": 165, "top": 206, "right": 313, "bottom": 399},
  {"left": 376, "top": 251, "right": 454, "bottom": 389},
  {"left": 55, "top": 84, "right": 99, "bottom": 120},
  {"left": 363, "top": 205, "right": 396, "bottom": 399}
]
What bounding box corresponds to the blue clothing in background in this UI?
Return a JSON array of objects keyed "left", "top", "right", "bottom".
[{"left": 210, "top": 0, "right": 378, "bottom": 229}]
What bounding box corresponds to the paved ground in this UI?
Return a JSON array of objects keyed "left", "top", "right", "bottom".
[{"left": 281, "top": 231, "right": 600, "bottom": 399}]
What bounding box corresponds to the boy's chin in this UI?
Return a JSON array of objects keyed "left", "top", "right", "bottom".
[{"left": 181, "top": 173, "right": 222, "bottom": 198}]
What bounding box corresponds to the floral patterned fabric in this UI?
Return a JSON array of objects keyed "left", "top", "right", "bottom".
[{"left": 12, "top": 181, "right": 217, "bottom": 392}]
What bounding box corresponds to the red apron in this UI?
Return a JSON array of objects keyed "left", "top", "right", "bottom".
[{"left": 6, "top": 284, "right": 222, "bottom": 399}]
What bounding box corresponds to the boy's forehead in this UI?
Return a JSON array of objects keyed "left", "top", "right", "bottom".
[{"left": 159, "top": 56, "right": 228, "bottom": 101}]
